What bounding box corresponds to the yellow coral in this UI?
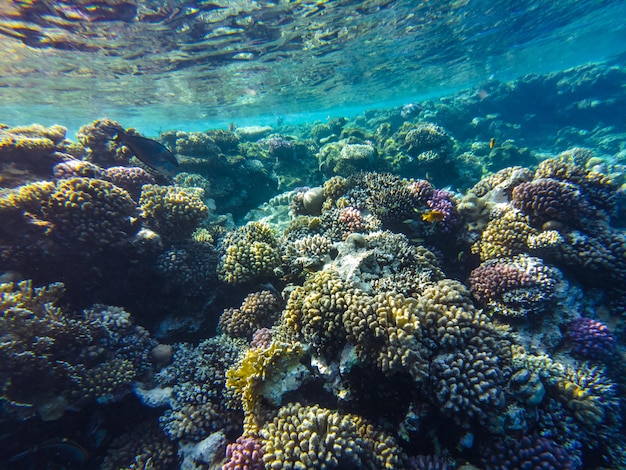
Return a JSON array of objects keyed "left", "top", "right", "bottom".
[
  {"left": 472, "top": 206, "right": 537, "bottom": 261},
  {"left": 139, "top": 184, "right": 208, "bottom": 241},
  {"left": 226, "top": 341, "right": 304, "bottom": 435},
  {"left": 218, "top": 222, "right": 281, "bottom": 284}
]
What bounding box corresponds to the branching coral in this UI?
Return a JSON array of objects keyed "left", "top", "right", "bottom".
[
  {"left": 217, "top": 221, "right": 281, "bottom": 284},
  {"left": 139, "top": 184, "right": 208, "bottom": 242},
  {"left": 219, "top": 290, "right": 283, "bottom": 340}
]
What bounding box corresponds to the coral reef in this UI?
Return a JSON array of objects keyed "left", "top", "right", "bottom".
[{"left": 0, "top": 280, "right": 155, "bottom": 421}]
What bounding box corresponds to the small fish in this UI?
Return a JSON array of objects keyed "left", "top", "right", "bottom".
[
  {"left": 113, "top": 129, "right": 179, "bottom": 176},
  {"left": 401, "top": 102, "right": 423, "bottom": 118},
  {"left": 3, "top": 438, "right": 88, "bottom": 468},
  {"left": 422, "top": 209, "right": 445, "bottom": 223},
  {"left": 457, "top": 251, "right": 465, "bottom": 262},
  {"left": 411, "top": 237, "right": 425, "bottom": 243},
  {"left": 489, "top": 138, "right": 496, "bottom": 149}
]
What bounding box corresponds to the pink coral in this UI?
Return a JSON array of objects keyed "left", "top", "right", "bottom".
[
  {"left": 223, "top": 436, "right": 264, "bottom": 470},
  {"left": 338, "top": 206, "right": 364, "bottom": 235}
]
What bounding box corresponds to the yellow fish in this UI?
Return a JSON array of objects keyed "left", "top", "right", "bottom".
[
  {"left": 489, "top": 138, "right": 496, "bottom": 149},
  {"left": 422, "top": 210, "right": 445, "bottom": 223}
]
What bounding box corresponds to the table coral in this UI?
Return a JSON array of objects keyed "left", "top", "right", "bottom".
[
  {"left": 217, "top": 221, "right": 281, "bottom": 285},
  {"left": 44, "top": 177, "right": 138, "bottom": 245},
  {"left": 139, "top": 184, "right": 208, "bottom": 242},
  {"left": 260, "top": 402, "right": 403, "bottom": 469},
  {"left": 219, "top": 290, "right": 283, "bottom": 340}
]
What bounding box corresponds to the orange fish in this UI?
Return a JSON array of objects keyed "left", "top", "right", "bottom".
[
  {"left": 489, "top": 138, "right": 496, "bottom": 149},
  {"left": 422, "top": 210, "right": 445, "bottom": 223}
]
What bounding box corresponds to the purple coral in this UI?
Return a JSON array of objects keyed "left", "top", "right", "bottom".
[
  {"left": 266, "top": 136, "right": 294, "bottom": 160},
  {"left": 426, "top": 189, "right": 461, "bottom": 233},
  {"left": 223, "top": 436, "right": 264, "bottom": 470},
  {"left": 511, "top": 178, "right": 594, "bottom": 227},
  {"left": 251, "top": 328, "right": 273, "bottom": 349},
  {"left": 101, "top": 166, "right": 156, "bottom": 199},
  {"left": 569, "top": 317, "right": 616, "bottom": 361},
  {"left": 408, "top": 179, "right": 434, "bottom": 202},
  {"left": 483, "top": 434, "right": 573, "bottom": 470}
]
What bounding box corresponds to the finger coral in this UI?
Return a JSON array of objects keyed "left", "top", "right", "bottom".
[
  {"left": 139, "top": 184, "right": 208, "bottom": 242},
  {"left": 217, "top": 221, "right": 281, "bottom": 285},
  {"left": 469, "top": 254, "right": 564, "bottom": 317},
  {"left": 44, "top": 177, "right": 138, "bottom": 245},
  {"left": 260, "top": 402, "right": 403, "bottom": 469},
  {"left": 219, "top": 290, "right": 283, "bottom": 340}
]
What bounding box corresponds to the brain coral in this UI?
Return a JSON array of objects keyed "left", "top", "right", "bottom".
[
  {"left": 217, "top": 222, "right": 281, "bottom": 285},
  {"left": 469, "top": 255, "right": 564, "bottom": 317},
  {"left": 43, "top": 177, "right": 138, "bottom": 246},
  {"left": 260, "top": 402, "right": 402, "bottom": 469},
  {"left": 139, "top": 184, "right": 208, "bottom": 242}
]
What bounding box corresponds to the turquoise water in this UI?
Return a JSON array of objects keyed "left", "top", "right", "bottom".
[
  {"left": 2, "top": 0, "right": 626, "bottom": 134},
  {"left": 2, "top": 1, "right": 626, "bottom": 469}
]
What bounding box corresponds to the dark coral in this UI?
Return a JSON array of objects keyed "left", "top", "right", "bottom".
[
  {"left": 218, "top": 290, "right": 283, "bottom": 340},
  {"left": 568, "top": 317, "right": 616, "bottom": 361},
  {"left": 482, "top": 434, "right": 573, "bottom": 470},
  {"left": 511, "top": 177, "right": 594, "bottom": 228},
  {"left": 469, "top": 255, "right": 563, "bottom": 317}
]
